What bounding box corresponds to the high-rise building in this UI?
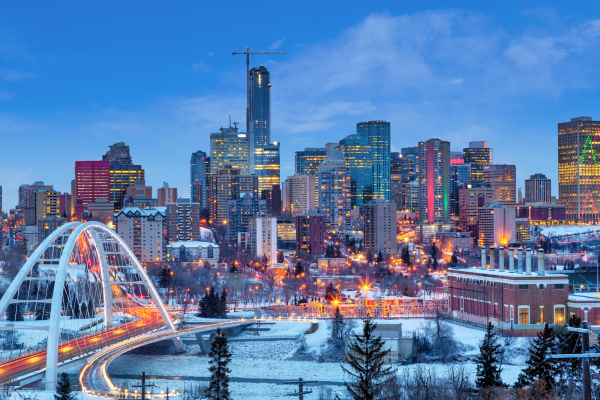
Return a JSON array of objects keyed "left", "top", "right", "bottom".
[
  {"left": 357, "top": 121, "right": 391, "bottom": 201},
  {"left": 254, "top": 142, "right": 280, "bottom": 196},
  {"left": 249, "top": 216, "right": 277, "bottom": 264},
  {"left": 18, "top": 182, "right": 52, "bottom": 208},
  {"left": 484, "top": 164, "right": 516, "bottom": 206},
  {"left": 295, "top": 213, "right": 325, "bottom": 255},
  {"left": 114, "top": 207, "right": 165, "bottom": 263},
  {"left": 463, "top": 141, "right": 492, "bottom": 184},
  {"left": 157, "top": 182, "right": 177, "bottom": 206},
  {"left": 390, "top": 152, "right": 401, "bottom": 175},
  {"left": 459, "top": 183, "right": 494, "bottom": 239},
  {"left": 226, "top": 193, "right": 267, "bottom": 244},
  {"left": 283, "top": 175, "right": 316, "bottom": 216},
  {"left": 36, "top": 189, "right": 61, "bottom": 222},
  {"left": 525, "top": 173, "right": 551, "bottom": 203},
  {"left": 363, "top": 200, "right": 396, "bottom": 256},
  {"left": 210, "top": 126, "right": 250, "bottom": 174},
  {"left": 558, "top": 117, "right": 600, "bottom": 223},
  {"left": 390, "top": 174, "right": 403, "bottom": 211},
  {"left": 37, "top": 217, "right": 67, "bottom": 244},
  {"left": 102, "top": 142, "right": 132, "bottom": 165},
  {"left": 190, "top": 150, "right": 210, "bottom": 207},
  {"left": 317, "top": 149, "right": 352, "bottom": 230},
  {"left": 75, "top": 161, "right": 110, "bottom": 217},
  {"left": 400, "top": 147, "right": 418, "bottom": 181},
  {"left": 166, "top": 202, "right": 201, "bottom": 244},
  {"left": 404, "top": 181, "right": 419, "bottom": 212},
  {"left": 339, "top": 134, "right": 373, "bottom": 208},
  {"left": 450, "top": 159, "right": 471, "bottom": 216},
  {"left": 418, "top": 138, "right": 450, "bottom": 223},
  {"left": 295, "top": 148, "right": 327, "bottom": 176},
  {"left": 125, "top": 180, "right": 152, "bottom": 200},
  {"left": 325, "top": 142, "right": 339, "bottom": 157},
  {"left": 59, "top": 193, "right": 71, "bottom": 219},
  {"left": 248, "top": 66, "right": 271, "bottom": 171},
  {"left": 477, "top": 200, "right": 515, "bottom": 247},
  {"left": 207, "top": 166, "right": 258, "bottom": 226},
  {"left": 109, "top": 164, "right": 145, "bottom": 212}
]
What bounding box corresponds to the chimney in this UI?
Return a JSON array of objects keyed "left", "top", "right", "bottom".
[
  {"left": 526, "top": 249, "right": 532, "bottom": 275},
  {"left": 481, "top": 247, "right": 487, "bottom": 270},
  {"left": 490, "top": 247, "right": 495, "bottom": 269},
  {"left": 509, "top": 248, "right": 515, "bottom": 272},
  {"left": 517, "top": 248, "right": 523, "bottom": 273},
  {"left": 538, "top": 249, "right": 545, "bottom": 276},
  {"left": 499, "top": 247, "right": 505, "bottom": 270}
]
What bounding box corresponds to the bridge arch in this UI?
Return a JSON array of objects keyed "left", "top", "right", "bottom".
[{"left": 0, "top": 221, "right": 181, "bottom": 390}]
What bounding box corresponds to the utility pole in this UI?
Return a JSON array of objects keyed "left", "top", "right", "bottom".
[
  {"left": 132, "top": 372, "right": 155, "bottom": 400},
  {"left": 284, "top": 378, "right": 317, "bottom": 400},
  {"left": 232, "top": 47, "right": 286, "bottom": 134}
]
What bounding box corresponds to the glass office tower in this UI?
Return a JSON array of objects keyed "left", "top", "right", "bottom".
[
  {"left": 249, "top": 66, "right": 270, "bottom": 171},
  {"left": 357, "top": 120, "right": 391, "bottom": 201},
  {"left": 295, "top": 148, "right": 327, "bottom": 176},
  {"left": 191, "top": 150, "right": 209, "bottom": 208},
  {"left": 339, "top": 134, "right": 373, "bottom": 208},
  {"left": 210, "top": 126, "right": 250, "bottom": 174},
  {"left": 463, "top": 141, "right": 492, "bottom": 184},
  {"left": 254, "top": 142, "right": 281, "bottom": 197}
]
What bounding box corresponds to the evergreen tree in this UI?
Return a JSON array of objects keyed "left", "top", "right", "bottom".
[
  {"left": 325, "top": 283, "right": 339, "bottom": 302},
  {"left": 376, "top": 251, "right": 383, "bottom": 263},
  {"left": 430, "top": 243, "right": 437, "bottom": 259},
  {"left": 6, "top": 303, "right": 24, "bottom": 321},
  {"left": 516, "top": 323, "right": 557, "bottom": 389},
  {"left": 401, "top": 246, "right": 412, "bottom": 266},
  {"left": 54, "top": 372, "right": 76, "bottom": 400},
  {"left": 556, "top": 314, "right": 583, "bottom": 374},
  {"left": 197, "top": 294, "right": 208, "bottom": 318},
  {"left": 228, "top": 264, "right": 238, "bottom": 273},
  {"left": 218, "top": 291, "right": 228, "bottom": 318},
  {"left": 475, "top": 322, "right": 503, "bottom": 394},
  {"left": 451, "top": 253, "right": 458, "bottom": 264},
  {"left": 295, "top": 262, "right": 304, "bottom": 276},
  {"left": 331, "top": 306, "right": 346, "bottom": 340},
  {"left": 205, "top": 329, "right": 232, "bottom": 400},
  {"left": 341, "top": 315, "right": 394, "bottom": 400},
  {"left": 158, "top": 267, "right": 173, "bottom": 288},
  {"left": 277, "top": 251, "right": 284, "bottom": 263}
]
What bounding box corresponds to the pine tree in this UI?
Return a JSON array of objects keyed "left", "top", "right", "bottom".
[
  {"left": 6, "top": 303, "right": 24, "bottom": 321},
  {"left": 295, "top": 262, "right": 304, "bottom": 276},
  {"left": 475, "top": 322, "right": 503, "bottom": 394},
  {"left": 197, "top": 294, "right": 208, "bottom": 318},
  {"left": 341, "top": 315, "right": 394, "bottom": 400},
  {"left": 556, "top": 314, "right": 583, "bottom": 374},
  {"left": 451, "top": 253, "right": 458, "bottom": 264},
  {"left": 205, "top": 329, "right": 232, "bottom": 400},
  {"left": 218, "top": 291, "right": 228, "bottom": 318},
  {"left": 377, "top": 251, "right": 383, "bottom": 263},
  {"left": 401, "top": 246, "right": 412, "bottom": 266},
  {"left": 516, "top": 323, "right": 557, "bottom": 389},
  {"left": 54, "top": 372, "right": 76, "bottom": 400},
  {"left": 331, "top": 306, "right": 346, "bottom": 340}
]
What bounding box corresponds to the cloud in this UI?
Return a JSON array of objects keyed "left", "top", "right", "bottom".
[
  {"left": 0, "top": 70, "right": 37, "bottom": 81},
  {"left": 446, "top": 78, "right": 464, "bottom": 85},
  {"left": 191, "top": 52, "right": 214, "bottom": 72},
  {"left": 269, "top": 38, "right": 285, "bottom": 50}
]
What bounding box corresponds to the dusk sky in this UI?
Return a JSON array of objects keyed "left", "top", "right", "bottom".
[{"left": 2, "top": 1, "right": 600, "bottom": 209}]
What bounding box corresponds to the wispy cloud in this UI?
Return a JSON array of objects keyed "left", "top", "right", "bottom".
[
  {"left": 191, "top": 52, "right": 214, "bottom": 72},
  {"left": 269, "top": 38, "right": 285, "bottom": 50},
  {"left": 0, "top": 70, "right": 37, "bottom": 81}
]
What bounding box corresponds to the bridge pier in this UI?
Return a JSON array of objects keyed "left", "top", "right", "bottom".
[{"left": 196, "top": 332, "right": 215, "bottom": 354}]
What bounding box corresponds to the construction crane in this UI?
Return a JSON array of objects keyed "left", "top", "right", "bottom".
[{"left": 233, "top": 47, "right": 286, "bottom": 134}]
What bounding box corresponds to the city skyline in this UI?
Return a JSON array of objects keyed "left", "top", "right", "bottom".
[{"left": 2, "top": 2, "right": 600, "bottom": 208}]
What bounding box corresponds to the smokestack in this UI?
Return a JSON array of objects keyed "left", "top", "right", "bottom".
[
  {"left": 526, "top": 249, "right": 532, "bottom": 275},
  {"left": 509, "top": 248, "right": 515, "bottom": 272},
  {"left": 538, "top": 249, "right": 545, "bottom": 276},
  {"left": 489, "top": 247, "right": 495, "bottom": 269},
  {"left": 481, "top": 247, "right": 487, "bottom": 270},
  {"left": 499, "top": 247, "right": 505, "bottom": 270},
  {"left": 517, "top": 248, "right": 523, "bottom": 273}
]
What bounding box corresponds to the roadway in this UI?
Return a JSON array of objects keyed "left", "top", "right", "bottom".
[{"left": 79, "top": 319, "right": 253, "bottom": 396}]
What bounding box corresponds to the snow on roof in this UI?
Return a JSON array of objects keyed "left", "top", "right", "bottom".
[
  {"left": 168, "top": 241, "right": 219, "bottom": 248},
  {"left": 538, "top": 225, "right": 600, "bottom": 238},
  {"left": 115, "top": 206, "right": 165, "bottom": 218}
]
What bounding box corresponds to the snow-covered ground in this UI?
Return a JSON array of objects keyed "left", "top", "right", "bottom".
[
  {"left": 104, "top": 317, "right": 531, "bottom": 400},
  {"left": 538, "top": 225, "right": 600, "bottom": 238}
]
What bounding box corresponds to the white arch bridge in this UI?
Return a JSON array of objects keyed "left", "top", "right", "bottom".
[{"left": 0, "top": 221, "right": 243, "bottom": 392}]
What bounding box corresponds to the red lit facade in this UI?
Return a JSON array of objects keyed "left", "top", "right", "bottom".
[{"left": 75, "top": 161, "right": 110, "bottom": 216}]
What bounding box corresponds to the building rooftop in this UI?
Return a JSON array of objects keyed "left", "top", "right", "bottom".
[
  {"left": 168, "top": 241, "right": 219, "bottom": 248},
  {"left": 115, "top": 206, "right": 165, "bottom": 218},
  {"left": 448, "top": 267, "right": 569, "bottom": 281}
]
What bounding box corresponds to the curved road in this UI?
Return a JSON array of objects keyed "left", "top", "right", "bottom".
[{"left": 80, "top": 320, "right": 251, "bottom": 396}]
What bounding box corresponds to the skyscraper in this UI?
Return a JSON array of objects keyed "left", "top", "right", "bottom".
[
  {"left": 102, "top": 142, "right": 132, "bottom": 165},
  {"left": 450, "top": 158, "right": 471, "bottom": 216},
  {"left": 339, "top": 134, "right": 373, "bottom": 208},
  {"left": 390, "top": 152, "right": 402, "bottom": 175},
  {"left": 190, "top": 150, "right": 210, "bottom": 207},
  {"left": 283, "top": 175, "right": 316, "bottom": 216},
  {"left": 295, "top": 148, "right": 326, "bottom": 176},
  {"left": 254, "top": 142, "right": 280, "bottom": 197},
  {"left": 75, "top": 161, "right": 110, "bottom": 217},
  {"left": 357, "top": 120, "right": 391, "bottom": 201},
  {"left": 317, "top": 149, "right": 352, "bottom": 230},
  {"left": 206, "top": 166, "right": 258, "bottom": 226},
  {"left": 109, "top": 164, "right": 145, "bottom": 212},
  {"left": 157, "top": 182, "right": 177, "bottom": 206},
  {"left": 210, "top": 125, "right": 250, "bottom": 174},
  {"left": 463, "top": 141, "right": 492, "bottom": 184},
  {"left": 484, "top": 164, "right": 516, "bottom": 207},
  {"left": 249, "top": 66, "right": 270, "bottom": 170},
  {"left": 558, "top": 117, "right": 600, "bottom": 223},
  {"left": 400, "top": 147, "right": 418, "bottom": 181},
  {"left": 525, "top": 173, "right": 551, "bottom": 203},
  {"left": 363, "top": 200, "right": 396, "bottom": 256},
  {"left": 418, "top": 138, "right": 450, "bottom": 223}
]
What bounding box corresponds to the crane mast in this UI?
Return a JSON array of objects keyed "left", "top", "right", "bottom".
[{"left": 232, "top": 47, "right": 286, "bottom": 134}]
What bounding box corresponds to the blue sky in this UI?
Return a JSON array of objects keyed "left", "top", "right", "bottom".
[{"left": 2, "top": 1, "right": 600, "bottom": 209}]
